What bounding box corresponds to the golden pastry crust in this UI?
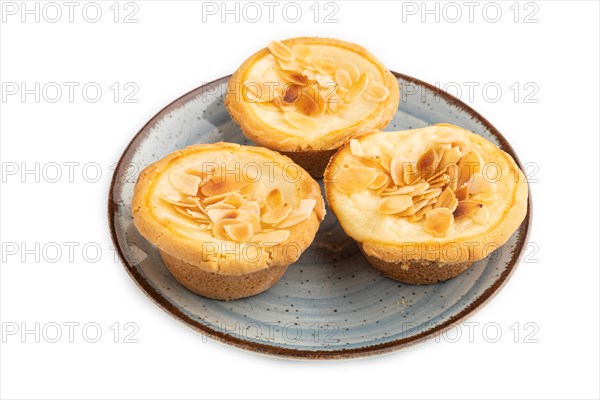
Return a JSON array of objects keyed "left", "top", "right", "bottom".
[
  {"left": 324, "top": 124, "right": 528, "bottom": 274},
  {"left": 225, "top": 37, "right": 400, "bottom": 176},
  {"left": 132, "top": 143, "right": 326, "bottom": 277}
]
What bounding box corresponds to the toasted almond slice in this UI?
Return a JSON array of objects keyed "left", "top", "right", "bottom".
[
  {"left": 283, "top": 112, "right": 319, "bottom": 130},
  {"left": 205, "top": 201, "right": 236, "bottom": 211},
  {"left": 363, "top": 80, "right": 389, "bottom": 102},
  {"left": 222, "top": 192, "right": 244, "bottom": 208},
  {"left": 345, "top": 72, "right": 369, "bottom": 102},
  {"left": 457, "top": 150, "right": 484, "bottom": 188},
  {"left": 396, "top": 205, "right": 417, "bottom": 217},
  {"left": 262, "top": 203, "right": 292, "bottom": 225},
  {"left": 313, "top": 58, "right": 337, "bottom": 74},
  {"left": 422, "top": 187, "right": 443, "bottom": 200},
  {"left": 470, "top": 192, "right": 497, "bottom": 203},
  {"left": 403, "top": 162, "right": 419, "bottom": 186},
  {"left": 411, "top": 182, "right": 430, "bottom": 196},
  {"left": 417, "top": 148, "right": 440, "bottom": 177},
  {"left": 341, "top": 62, "right": 360, "bottom": 82},
  {"left": 381, "top": 185, "right": 414, "bottom": 196},
  {"left": 292, "top": 44, "right": 311, "bottom": 61},
  {"left": 202, "top": 192, "right": 229, "bottom": 206},
  {"left": 266, "top": 188, "right": 284, "bottom": 209},
  {"left": 207, "top": 208, "right": 240, "bottom": 223},
  {"left": 169, "top": 171, "right": 202, "bottom": 196},
  {"left": 447, "top": 163, "right": 459, "bottom": 191},
  {"left": 453, "top": 200, "right": 483, "bottom": 220},
  {"left": 191, "top": 197, "right": 208, "bottom": 215},
  {"left": 280, "top": 84, "right": 302, "bottom": 104},
  {"left": 470, "top": 204, "right": 490, "bottom": 225},
  {"left": 335, "top": 68, "right": 352, "bottom": 92},
  {"left": 201, "top": 175, "right": 250, "bottom": 197},
  {"left": 349, "top": 139, "right": 365, "bottom": 156},
  {"left": 223, "top": 222, "right": 253, "bottom": 242},
  {"left": 434, "top": 187, "right": 456, "bottom": 210},
  {"left": 412, "top": 198, "right": 430, "bottom": 213},
  {"left": 408, "top": 205, "right": 433, "bottom": 223},
  {"left": 439, "top": 146, "right": 463, "bottom": 170},
  {"left": 236, "top": 209, "right": 261, "bottom": 232},
  {"left": 238, "top": 200, "right": 261, "bottom": 216},
  {"left": 162, "top": 195, "right": 196, "bottom": 208},
  {"left": 424, "top": 208, "right": 454, "bottom": 237},
  {"left": 252, "top": 229, "right": 290, "bottom": 246},
  {"left": 389, "top": 156, "right": 405, "bottom": 186},
  {"left": 377, "top": 195, "right": 413, "bottom": 214},
  {"left": 454, "top": 185, "right": 469, "bottom": 201},
  {"left": 212, "top": 219, "right": 239, "bottom": 240},
  {"left": 296, "top": 92, "right": 325, "bottom": 116},
  {"left": 275, "top": 210, "right": 308, "bottom": 228},
  {"left": 315, "top": 73, "right": 335, "bottom": 88},
  {"left": 379, "top": 152, "right": 392, "bottom": 173},
  {"left": 332, "top": 166, "right": 378, "bottom": 193},
  {"left": 368, "top": 172, "right": 389, "bottom": 190},
  {"left": 468, "top": 172, "right": 497, "bottom": 194},
  {"left": 268, "top": 40, "right": 295, "bottom": 61}
]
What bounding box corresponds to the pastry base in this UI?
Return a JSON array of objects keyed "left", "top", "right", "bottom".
[
  {"left": 279, "top": 148, "right": 337, "bottom": 179},
  {"left": 359, "top": 244, "right": 473, "bottom": 285},
  {"left": 160, "top": 250, "right": 288, "bottom": 300}
]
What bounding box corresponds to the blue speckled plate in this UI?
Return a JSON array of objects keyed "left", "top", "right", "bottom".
[{"left": 109, "top": 73, "right": 531, "bottom": 359}]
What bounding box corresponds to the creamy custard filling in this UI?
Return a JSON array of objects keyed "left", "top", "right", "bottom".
[
  {"left": 148, "top": 149, "right": 316, "bottom": 246},
  {"left": 241, "top": 40, "right": 391, "bottom": 139},
  {"left": 329, "top": 128, "right": 515, "bottom": 243}
]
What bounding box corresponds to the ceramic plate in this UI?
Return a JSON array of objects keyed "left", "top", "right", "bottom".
[{"left": 109, "top": 72, "right": 531, "bottom": 359}]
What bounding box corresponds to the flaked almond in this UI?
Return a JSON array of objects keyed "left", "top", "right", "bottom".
[
  {"left": 468, "top": 172, "right": 497, "bottom": 194},
  {"left": 238, "top": 201, "right": 261, "bottom": 216},
  {"left": 266, "top": 188, "right": 284, "bottom": 209},
  {"left": 422, "top": 187, "right": 443, "bottom": 200},
  {"left": 434, "top": 187, "right": 455, "bottom": 209},
  {"left": 439, "top": 146, "right": 463, "bottom": 169},
  {"left": 280, "top": 70, "right": 310, "bottom": 86},
  {"left": 298, "top": 199, "right": 317, "bottom": 216},
  {"left": 344, "top": 72, "right": 369, "bottom": 102},
  {"left": 276, "top": 210, "right": 308, "bottom": 228},
  {"left": 268, "top": 40, "right": 295, "bottom": 61},
  {"left": 224, "top": 222, "right": 253, "bottom": 242},
  {"left": 453, "top": 200, "right": 483, "bottom": 220},
  {"left": 390, "top": 156, "right": 410, "bottom": 186},
  {"left": 470, "top": 204, "right": 490, "bottom": 225},
  {"left": 335, "top": 68, "right": 352, "bottom": 91},
  {"left": 447, "top": 163, "right": 459, "bottom": 191},
  {"left": 382, "top": 185, "right": 415, "bottom": 196},
  {"left": 212, "top": 219, "right": 239, "bottom": 240},
  {"left": 162, "top": 195, "right": 196, "bottom": 208},
  {"left": 457, "top": 150, "right": 484, "bottom": 188},
  {"left": 377, "top": 195, "right": 413, "bottom": 214},
  {"left": 281, "top": 84, "right": 302, "bottom": 104},
  {"left": 411, "top": 182, "right": 430, "bottom": 196},
  {"left": 424, "top": 208, "right": 453, "bottom": 237},
  {"left": 368, "top": 172, "right": 389, "bottom": 190},
  {"left": 222, "top": 192, "right": 244, "bottom": 208},
  {"left": 342, "top": 62, "right": 360, "bottom": 82},
  {"left": 363, "top": 80, "right": 390, "bottom": 102},
  {"left": 470, "top": 192, "right": 497, "bottom": 203},
  {"left": 283, "top": 112, "right": 319, "bottom": 130},
  {"left": 408, "top": 205, "right": 432, "bottom": 223},
  {"left": 202, "top": 192, "right": 229, "bottom": 206},
  {"left": 236, "top": 209, "right": 262, "bottom": 233},
  {"left": 296, "top": 91, "right": 325, "bottom": 116},
  {"left": 454, "top": 185, "right": 469, "bottom": 201},
  {"left": 315, "top": 73, "right": 335, "bottom": 89},
  {"left": 201, "top": 176, "right": 250, "bottom": 197},
  {"left": 292, "top": 44, "right": 312, "bottom": 61},
  {"left": 332, "top": 166, "right": 378, "bottom": 193},
  {"left": 417, "top": 148, "right": 440, "bottom": 177},
  {"left": 313, "top": 58, "right": 337, "bottom": 74},
  {"left": 169, "top": 171, "right": 202, "bottom": 196},
  {"left": 207, "top": 208, "right": 240, "bottom": 223},
  {"left": 302, "top": 69, "right": 316, "bottom": 81},
  {"left": 205, "top": 201, "right": 236, "bottom": 211},
  {"left": 252, "top": 229, "right": 290, "bottom": 246},
  {"left": 262, "top": 203, "right": 292, "bottom": 225},
  {"left": 276, "top": 58, "right": 302, "bottom": 72}
]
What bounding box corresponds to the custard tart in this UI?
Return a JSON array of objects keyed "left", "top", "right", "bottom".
[
  {"left": 132, "top": 143, "right": 325, "bottom": 300},
  {"left": 225, "top": 37, "right": 400, "bottom": 178},
  {"left": 324, "top": 124, "right": 528, "bottom": 284}
]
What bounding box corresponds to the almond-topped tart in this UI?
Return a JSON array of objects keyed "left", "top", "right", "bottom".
[
  {"left": 225, "top": 37, "right": 400, "bottom": 178},
  {"left": 324, "top": 124, "right": 528, "bottom": 284},
  {"left": 132, "top": 143, "right": 325, "bottom": 300}
]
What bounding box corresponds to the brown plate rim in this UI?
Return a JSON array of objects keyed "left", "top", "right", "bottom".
[{"left": 108, "top": 71, "right": 533, "bottom": 360}]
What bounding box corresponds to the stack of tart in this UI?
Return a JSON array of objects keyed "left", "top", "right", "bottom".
[{"left": 132, "top": 37, "right": 528, "bottom": 300}]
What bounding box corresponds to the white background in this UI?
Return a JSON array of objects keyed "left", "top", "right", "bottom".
[{"left": 1, "top": 1, "right": 599, "bottom": 399}]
